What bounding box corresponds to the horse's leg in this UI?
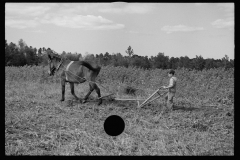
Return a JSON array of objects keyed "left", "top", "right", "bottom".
[
  {"left": 69, "top": 82, "right": 79, "bottom": 100},
  {"left": 82, "top": 83, "right": 94, "bottom": 103},
  {"left": 94, "top": 84, "right": 102, "bottom": 105},
  {"left": 60, "top": 78, "right": 65, "bottom": 101}
]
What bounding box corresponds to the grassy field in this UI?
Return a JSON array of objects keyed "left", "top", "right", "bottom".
[{"left": 5, "top": 66, "right": 234, "bottom": 155}]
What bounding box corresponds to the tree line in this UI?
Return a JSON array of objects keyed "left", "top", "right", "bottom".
[{"left": 5, "top": 39, "right": 234, "bottom": 70}]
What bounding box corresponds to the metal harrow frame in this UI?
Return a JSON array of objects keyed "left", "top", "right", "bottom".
[{"left": 98, "top": 87, "right": 167, "bottom": 108}]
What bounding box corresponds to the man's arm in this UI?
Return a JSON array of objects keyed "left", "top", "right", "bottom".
[{"left": 163, "top": 78, "right": 174, "bottom": 89}]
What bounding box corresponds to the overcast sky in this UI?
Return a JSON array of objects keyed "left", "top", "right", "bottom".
[{"left": 5, "top": 3, "right": 234, "bottom": 59}]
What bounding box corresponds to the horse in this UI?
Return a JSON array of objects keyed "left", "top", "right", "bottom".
[{"left": 45, "top": 49, "right": 102, "bottom": 105}]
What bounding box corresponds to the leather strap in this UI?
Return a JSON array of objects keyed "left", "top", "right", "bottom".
[{"left": 65, "top": 61, "right": 74, "bottom": 81}]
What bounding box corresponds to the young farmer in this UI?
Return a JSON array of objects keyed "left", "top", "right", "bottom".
[{"left": 162, "top": 70, "right": 177, "bottom": 112}]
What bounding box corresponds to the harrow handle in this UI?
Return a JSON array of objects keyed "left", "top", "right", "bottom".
[
  {"left": 141, "top": 92, "right": 167, "bottom": 107},
  {"left": 138, "top": 88, "right": 160, "bottom": 108}
]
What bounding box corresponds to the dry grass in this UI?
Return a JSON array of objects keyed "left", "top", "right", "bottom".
[{"left": 5, "top": 66, "right": 234, "bottom": 155}]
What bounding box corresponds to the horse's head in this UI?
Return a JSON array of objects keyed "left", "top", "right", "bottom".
[{"left": 45, "top": 49, "right": 62, "bottom": 76}]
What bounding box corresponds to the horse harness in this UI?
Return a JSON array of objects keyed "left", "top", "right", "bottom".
[
  {"left": 65, "top": 61, "right": 74, "bottom": 81},
  {"left": 56, "top": 58, "right": 64, "bottom": 72}
]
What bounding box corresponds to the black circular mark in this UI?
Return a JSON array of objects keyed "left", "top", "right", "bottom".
[{"left": 104, "top": 115, "right": 125, "bottom": 137}]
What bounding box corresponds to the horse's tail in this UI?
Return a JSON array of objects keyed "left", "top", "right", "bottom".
[{"left": 79, "top": 61, "right": 101, "bottom": 74}]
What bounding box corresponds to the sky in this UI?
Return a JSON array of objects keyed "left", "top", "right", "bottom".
[{"left": 5, "top": 3, "right": 234, "bottom": 60}]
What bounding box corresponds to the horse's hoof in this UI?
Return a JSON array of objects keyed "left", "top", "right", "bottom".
[
  {"left": 60, "top": 99, "right": 64, "bottom": 102},
  {"left": 74, "top": 97, "right": 80, "bottom": 100},
  {"left": 98, "top": 100, "right": 102, "bottom": 105}
]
